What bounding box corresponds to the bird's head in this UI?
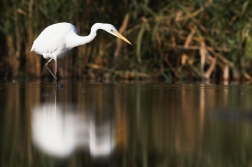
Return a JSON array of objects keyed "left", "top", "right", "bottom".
[{"left": 101, "top": 24, "right": 132, "bottom": 45}]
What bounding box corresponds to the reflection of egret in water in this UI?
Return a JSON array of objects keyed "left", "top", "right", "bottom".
[{"left": 32, "top": 89, "right": 115, "bottom": 158}]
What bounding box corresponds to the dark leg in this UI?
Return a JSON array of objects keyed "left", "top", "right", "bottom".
[
  {"left": 45, "top": 58, "right": 63, "bottom": 88},
  {"left": 55, "top": 59, "right": 63, "bottom": 88}
]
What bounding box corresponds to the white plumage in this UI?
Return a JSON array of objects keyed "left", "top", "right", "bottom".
[
  {"left": 31, "top": 22, "right": 131, "bottom": 87},
  {"left": 31, "top": 23, "right": 77, "bottom": 59}
]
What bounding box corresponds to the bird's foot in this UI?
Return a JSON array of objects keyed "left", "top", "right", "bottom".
[{"left": 57, "top": 82, "right": 63, "bottom": 88}]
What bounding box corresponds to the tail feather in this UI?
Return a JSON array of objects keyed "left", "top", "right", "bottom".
[{"left": 31, "top": 42, "right": 35, "bottom": 52}]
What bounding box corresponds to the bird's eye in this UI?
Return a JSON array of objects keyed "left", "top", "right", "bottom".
[{"left": 111, "top": 29, "right": 113, "bottom": 32}]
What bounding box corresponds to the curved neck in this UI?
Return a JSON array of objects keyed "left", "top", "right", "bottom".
[{"left": 68, "top": 23, "right": 104, "bottom": 48}]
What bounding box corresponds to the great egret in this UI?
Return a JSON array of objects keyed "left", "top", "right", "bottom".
[{"left": 31, "top": 22, "right": 131, "bottom": 87}]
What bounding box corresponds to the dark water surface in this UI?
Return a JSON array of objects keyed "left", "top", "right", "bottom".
[{"left": 1, "top": 81, "right": 252, "bottom": 166}]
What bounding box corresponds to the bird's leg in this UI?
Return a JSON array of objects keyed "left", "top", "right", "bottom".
[
  {"left": 45, "top": 58, "right": 57, "bottom": 79},
  {"left": 55, "top": 59, "right": 63, "bottom": 88},
  {"left": 45, "top": 58, "right": 62, "bottom": 87}
]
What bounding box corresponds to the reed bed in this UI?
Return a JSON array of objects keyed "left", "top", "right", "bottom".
[{"left": 1, "top": 0, "right": 252, "bottom": 81}]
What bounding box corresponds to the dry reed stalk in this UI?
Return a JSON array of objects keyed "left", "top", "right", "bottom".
[
  {"left": 241, "top": 71, "right": 252, "bottom": 81},
  {"left": 26, "top": 0, "right": 41, "bottom": 77},
  {"left": 181, "top": 26, "right": 196, "bottom": 65},
  {"left": 164, "top": 55, "right": 180, "bottom": 79},
  {"left": 207, "top": 47, "right": 235, "bottom": 68},
  {"left": 223, "top": 65, "right": 229, "bottom": 80},
  {"left": 189, "top": 64, "right": 203, "bottom": 78},
  {"left": 1, "top": 0, "right": 252, "bottom": 81},
  {"left": 181, "top": 53, "right": 188, "bottom": 65},
  {"left": 205, "top": 56, "right": 216, "bottom": 79},
  {"left": 114, "top": 13, "right": 130, "bottom": 59},
  {"left": 199, "top": 41, "right": 207, "bottom": 70},
  {"left": 86, "top": 63, "right": 151, "bottom": 79}
]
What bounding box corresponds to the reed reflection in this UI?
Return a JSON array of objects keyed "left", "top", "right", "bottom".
[
  {"left": 2, "top": 82, "right": 252, "bottom": 166},
  {"left": 31, "top": 89, "right": 115, "bottom": 158}
]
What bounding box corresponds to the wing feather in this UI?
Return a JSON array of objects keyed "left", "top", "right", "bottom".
[{"left": 31, "top": 23, "right": 77, "bottom": 56}]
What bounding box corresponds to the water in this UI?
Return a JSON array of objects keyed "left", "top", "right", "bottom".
[{"left": 1, "top": 81, "right": 252, "bottom": 166}]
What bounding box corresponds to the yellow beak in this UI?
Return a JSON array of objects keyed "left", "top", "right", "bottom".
[{"left": 114, "top": 31, "right": 132, "bottom": 45}]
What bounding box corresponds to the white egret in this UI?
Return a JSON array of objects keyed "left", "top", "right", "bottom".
[{"left": 31, "top": 22, "right": 131, "bottom": 87}]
